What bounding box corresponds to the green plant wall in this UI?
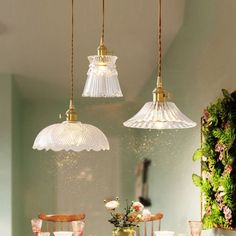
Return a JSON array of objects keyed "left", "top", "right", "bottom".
[{"left": 193, "top": 90, "right": 236, "bottom": 229}]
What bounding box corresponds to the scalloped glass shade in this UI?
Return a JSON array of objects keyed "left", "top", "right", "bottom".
[
  {"left": 82, "top": 55, "right": 123, "bottom": 97},
  {"left": 123, "top": 101, "right": 197, "bottom": 129},
  {"left": 33, "top": 121, "right": 110, "bottom": 152}
]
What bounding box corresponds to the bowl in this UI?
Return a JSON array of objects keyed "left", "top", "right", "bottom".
[
  {"left": 155, "top": 231, "right": 175, "bottom": 236},
  {"left": 53, "top": 232, "right": 73, "bottom": 236}
]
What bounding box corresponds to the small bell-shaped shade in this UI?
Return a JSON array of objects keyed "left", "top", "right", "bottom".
[
  {"left": 82, "top": 55, "right": 123, "bottom": 97},
  {"left": 123, "top": 101, "right": 196, "bottom": 129},
  {"left": 33, "top": 121, "right": 109, "bottom": 152}
]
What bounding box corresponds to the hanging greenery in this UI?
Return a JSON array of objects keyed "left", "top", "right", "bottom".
[{"left": 192, "top": 89, "right": 236, "bottom": 229}]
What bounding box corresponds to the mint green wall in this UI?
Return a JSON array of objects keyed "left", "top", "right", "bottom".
[
  {"left": 12, "top": 79, "right": 23, "bottom": 236},
  {"left": 0, "top": 75, "right": 13, "bottom": 236},
  {"left": 0, "top": 75, "right": 23, "bottom": 236},
  {"left": 20, "top": 99, "right": 138, "bottom": 236},
  {"left": 127, "top": 0, "right": 236, "bottom": 233}
]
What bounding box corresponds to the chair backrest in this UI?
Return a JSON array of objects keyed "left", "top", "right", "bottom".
[
  {"left": 137, "top": 213, "right": 163, "bottom": 236},
  {"left": 38, "top": 213, "right": 85, "bottom": 232}
]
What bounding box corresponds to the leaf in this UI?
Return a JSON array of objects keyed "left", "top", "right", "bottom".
[
  {"left": 192, "top": 174, "right": 202, "bottom": 187},
  {"left": 192, "top": 148, "right": 203, "bottom": 161},
  {"left": 222, "top": 89, "right": 233, "bottom": 100}
]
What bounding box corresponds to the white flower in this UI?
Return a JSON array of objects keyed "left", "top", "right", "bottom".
[
  {"left": 105, "top": 200, "right": 119, "bottom": 210},
  {"left": 202, "top": 171, "right": 211, "bottom": 181},
  {"left": 202, "top": 171, "right": 207, "bottom": 181},
  {"left": 202, "top": 156, "right": 207, "bottom": 162},
  {"left": 218, "top": 186, "right": 224, "bottom": 192},
  {"left": 142, "top": 209, "right": 152, "bottom": 221},
  {"left": 219, "top": 191, "right": 226, "bottom": 197}
]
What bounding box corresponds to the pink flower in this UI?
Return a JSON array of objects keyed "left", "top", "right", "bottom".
[
  {"left": 215, "top": 192, "right": 223, "bottom": 203},
  {"left": 223, "top": 206, "right": 232, "bottom": 223},
  {"left": 224, "top": 165, "right": 233, "bottom": 175},
  {"left": 215, "top": 143, "right": 226, "bottom": 153},
  {"left": 219, "top": 152, "right": 224, "bottom": 161},
  {"left": 105, "top": 200, "right": 119, "bottom": 210},
  {"left": 203, "top": 110, "right": 210, "bottom": 122},
  {"left": 131, "top": 202, "right": 144, "bottom": 212}
]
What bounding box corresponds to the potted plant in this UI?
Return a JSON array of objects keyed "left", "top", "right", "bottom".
[{"left": 104, "top": 198, "right": 150, "bottom": 236}]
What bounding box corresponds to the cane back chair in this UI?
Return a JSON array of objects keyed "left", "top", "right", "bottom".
[
  {"left": 137, "top": 213, "right": 164, "bottom": 236},
  {"left": 38, "top": 213, "right": 86, "bottom": 233}
]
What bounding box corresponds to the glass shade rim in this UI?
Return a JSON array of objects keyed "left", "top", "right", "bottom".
[
  {"left": 88, "top": 55, "right": 118, "bottom": 60},
  {"left": 33, "top": 121, "right": 110, "bottom": 152},
  {"left": 123, "top": 101, "right": 197, "bottom": 130}
]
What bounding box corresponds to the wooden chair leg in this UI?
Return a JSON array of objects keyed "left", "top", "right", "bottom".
[
  {"left": 46, "top": 222, "right": 49, "bottom": 232},
  {"left": 144, "top": 222, "right": 147, "bottom": 236},
  {"left": 151, "top": 221, "right": 154, "bottom": 236}
]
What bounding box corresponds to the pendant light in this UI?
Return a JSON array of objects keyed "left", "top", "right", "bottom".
[
  {"left": 123, "top": 0, "right": 196, "bottom": 130},
  {"left": 33, "top": 0, "right": 109, "bottom": 152},
  {"left": 82, "top": 0, "right": 123, "bottom": 98}
]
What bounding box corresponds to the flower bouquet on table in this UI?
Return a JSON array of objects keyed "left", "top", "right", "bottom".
[{"left": 104, "top": 197, "right": 151, "bottom": 236}]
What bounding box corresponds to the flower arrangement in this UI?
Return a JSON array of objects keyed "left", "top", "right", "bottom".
[
  {"left": 192, "top": 90, "right": 236, "bottom": 229},
  {"left": 104, "top": 198, "right": 151, "bottom": 228}
]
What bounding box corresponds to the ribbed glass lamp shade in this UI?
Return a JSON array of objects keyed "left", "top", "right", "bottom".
[
  {"left": 123, "top": 101, "right": 197, "bottom": 129},
  {"left": 82, "top": 55, "right": 123, "bottom": 97},
  {"left": 33, "top": 121, "right": 110, "bottom": 152}
]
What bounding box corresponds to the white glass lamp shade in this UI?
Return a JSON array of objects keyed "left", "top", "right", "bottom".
[
  {"left": 123, "top": 101, "right": 197, "bottom": 129},
  {"left": 33, "top": 121, "right": 109, "bottom": 152},
  {"left": 82, "top": 55, "right": 123, "bottom": 97}
]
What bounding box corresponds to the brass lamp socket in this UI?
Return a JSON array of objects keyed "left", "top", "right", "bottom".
[
  {"left": 97, "top": 44, "right": 108, "bottom": 56},
  {"left": 66, "top": 99, "right": 78, "bottom": 122},
  {"left": 152, "top": 86, "right": 168, "bottom": 102}
]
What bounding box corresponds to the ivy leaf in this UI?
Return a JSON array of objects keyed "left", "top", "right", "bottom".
[
  {"left": 193, "top": 148, "right": 203, "bottom": 161},
  {"left": 222, "top": 89, "right": 232, "bottom": 100},
  {"left": 192, "top": 174, "right": 202, "bottom": 187}
]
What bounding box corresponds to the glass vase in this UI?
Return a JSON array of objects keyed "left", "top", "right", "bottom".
[{"left": 189, "top": 221, "right": 202, "bottom": 236}]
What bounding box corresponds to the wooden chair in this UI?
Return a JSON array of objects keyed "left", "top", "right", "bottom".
[
  {"left": 137, "top": 213, "right": 164, "bottom": 236},
  {"left": 38, "top": 213, "right": 86, "bottom": 233}
]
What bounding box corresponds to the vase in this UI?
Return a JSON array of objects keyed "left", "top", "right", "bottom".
[
  {"left": 112, "top": 227, "right": 136, "bottom": 236},
  {"left": 189, "top": 221, "right": 202, "bottom": 236}
]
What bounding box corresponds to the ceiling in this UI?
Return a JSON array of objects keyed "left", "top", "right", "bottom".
[{"left": 0, "top": 0, "right": 186, "bottom": 102}]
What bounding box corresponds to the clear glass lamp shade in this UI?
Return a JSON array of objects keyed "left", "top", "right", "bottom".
[
  {"left": 33, "top": 121, "right": 110, "bottom": 152},
  {"left": 123, "top": 101, "right": 197, "bottom": 129},
  {"left": 82, "top": 55, "right": 123, "bottom": 97}
]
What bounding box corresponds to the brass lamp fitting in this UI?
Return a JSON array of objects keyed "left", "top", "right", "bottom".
[
  {"left": 66, "top": 99, "right": 78, "bottom": 122},
  {"left": 153, "top": 76, "right": 168, "bottom": 102},
  {"left": 97, "top": 43, "right": 108, "bottom": 56}
]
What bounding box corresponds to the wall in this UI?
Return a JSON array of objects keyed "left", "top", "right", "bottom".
[
  {"left": 12, "top": 79, "right": 23, "bottom": 236},
  {"left": 21, "top": 98, "right": 139, "bottom": 236},
  {"left": 0, "top": 75, "right": 13, "bottom": 236},
  {"left": 128, "top": 0, "right": 236, "bottom": 233},
  {"left": 0, "top": 75, "right": 23, "bottom": 236}
]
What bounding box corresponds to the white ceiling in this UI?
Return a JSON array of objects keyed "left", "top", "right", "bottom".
[{"left": 0, "top": 0, "right": 186, "bottom": 101}]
